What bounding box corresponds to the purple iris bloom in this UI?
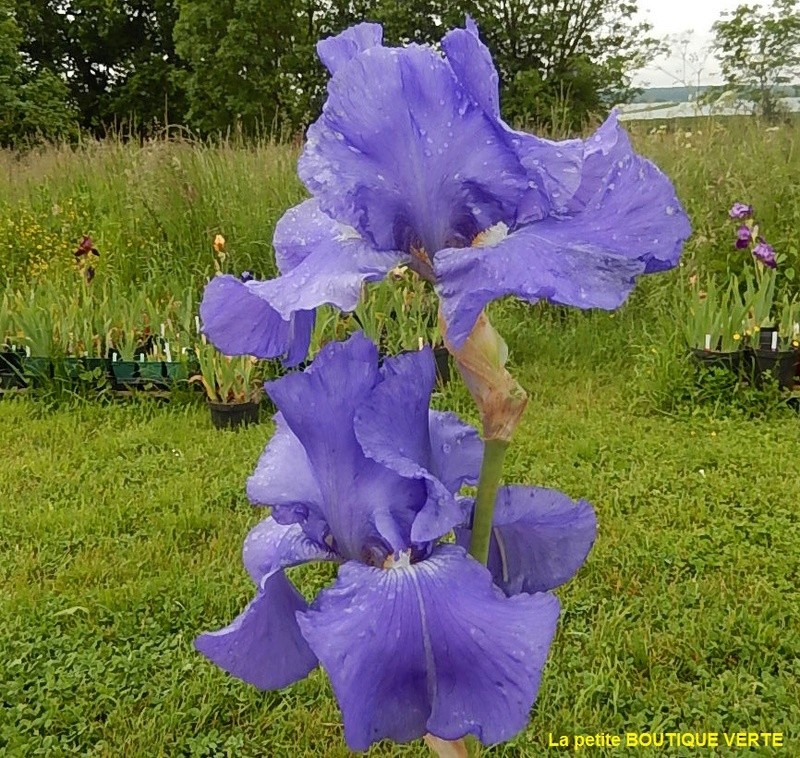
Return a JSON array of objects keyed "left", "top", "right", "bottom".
[
  {"left": 729, "top": 202, "right": 753, "bottom": 220},
  {"left": 752, "top": 237, "right": 777, "bottom": 268},
  {"left": 199, "top": 19, "right": 690, "bottom": 352},
  {"left": 735, "top": 225, "right": 752, "bottom": 249},
  {"left": 195, "top": 333, "right": 596, "bottom": 750}
]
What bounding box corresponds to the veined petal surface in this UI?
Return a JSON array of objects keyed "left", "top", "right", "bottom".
[
  {"left": 299, "top": 44, "right": 531, "bottom": 255},
  {"left": 297, "top": 544, "right": 560, "bottom": 751}
]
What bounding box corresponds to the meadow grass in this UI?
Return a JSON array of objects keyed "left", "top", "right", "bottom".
[{"left": 2, "top": 117, "right": 800, "bottom": 756}]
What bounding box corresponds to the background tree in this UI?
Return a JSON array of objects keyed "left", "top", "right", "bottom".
[
  {"left": 711, "top": 0, "right": 800, "bottom": 120},
  {"left": 1, "top": 0, "right": 78, "bottom": 146},
  {"left": 15, "top": 0, "right": 185, "bottom": 133},
  {"left": 464, "top": 0, "right": 661, "bottom": 129}
]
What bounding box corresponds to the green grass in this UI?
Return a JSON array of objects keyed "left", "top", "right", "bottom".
[
  {"left": 1, "top": 361, "right": 799, "bottom": 755},
  {"left": 2, "top": 117, "right": 800, "bottom": 755}
]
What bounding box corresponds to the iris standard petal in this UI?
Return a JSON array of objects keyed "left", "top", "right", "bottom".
[
  {"left": 297, "top": 544, "right": 560, "bottom": 751},
  {"left": 265, "top": 334, "right": 424, "bottom": 560},
  {"left": 455, "top": 485, "right": 597, "bottom": 596},
  {"left": 299, "top": 43, "right": 531, "bottom": 255},
  {"left": 353, "top": 349, "right": 470, "bottom": 543},
  {"left": 247, "top": 412, "right": 326, "bottom": 536},
  {"left": 242, "top": 516, "right": 337, "bottom": 589},
  {"left": 199, "top": 275, "right": 314, "bottom": 365},
  {"left": 436, "top": 152, "right": 690, "bottom": 346},
  {"left": 566, "top": 110, "right": 634, "bottom": 214},
  {"left": 441, "top": 21, "right": 583, "bottom": 221},
  {"left": 195, "top": 571, "right": 317, "bottom": 690},
  {"left": 440, "top": 20, "right": 500, "bottom": 118},
  {"left": 317, "top": 22, "right": 383, "bottom": 75}
]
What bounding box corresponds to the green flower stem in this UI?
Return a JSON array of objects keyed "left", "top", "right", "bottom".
[{"left": 468, "top": 438, "right": 509, "bottom": 565}]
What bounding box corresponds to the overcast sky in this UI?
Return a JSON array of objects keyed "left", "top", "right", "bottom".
[{"left": 633, "top": 0, "right": 744, "bottom": 88}]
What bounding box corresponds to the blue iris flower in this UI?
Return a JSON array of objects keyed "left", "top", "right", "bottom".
[
  {"left": 200, "top": 19, "right": 690, "bottom": 358},
  {"left": 195, "top": 333, "right": 596, "bottom": 750}
]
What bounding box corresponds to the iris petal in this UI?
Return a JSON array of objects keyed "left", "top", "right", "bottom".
[
  {"left": 455, "top": 485, "right": 597, "bottom": 596},
  {"left": 199, "top": 275, "right": 314, "bottom": 365},
  {"left": 299, "top": 44, "right": 531, "bottom": 254},
  {"left": 297, "top": 544, "right": 560, "bottom": 751},
  {"left": 265, "top": 334, "right": 424, "bottom": 560},
  {"left": 436, "top": 150, "right": 690, "bottom": 346},
  {"left": 353, "top": 349, "right": 478, "bottom": 543},
  {"left": 195, "top": 571, "right": 317, "bottom": 690},
  {"left": 242, "top": 516, "right": 337, "bottom": 589},
  {"left": 441, "top": 21, "right": 583, "bottom": 221},
  {"left": 317, "top": 22, "right": 383, "bottom": 75}
]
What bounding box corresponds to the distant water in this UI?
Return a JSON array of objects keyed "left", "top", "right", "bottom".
[{"left": 616, "top": 98, "right": 800, "bottom": 121}]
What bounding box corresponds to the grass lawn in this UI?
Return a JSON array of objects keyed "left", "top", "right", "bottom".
[
  {"left": 2, "top": 342, "right": 799, "bottom": 756},
  {"left": 2, "top": 116, "right": 800, "bottom": 755}
]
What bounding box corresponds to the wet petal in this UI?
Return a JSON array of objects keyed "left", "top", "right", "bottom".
[
  {"left": 436, "top": 151, "right": 690, "bottom": 346},
  {"left": 317, "top": 22, "right": 384, "bottom": 75},
  {"left": 242, "top": 516, "right": 337, "bottom": 588},
  {"left": 455, "top": 485, "right": 597, "bottom": 596},
  {"left": 300, "top": 44, "right": 530, "bottom": 254},
  {"left": 441, "top": 19, "right": 500, "bottom": 118},
  {"left": 265, "top": 334, "right": 423, "bottom": 560},
  {"left": 427, "top": 409, "right": 483, "bottom": 493},
  {"left": 199, "top": 275, "right": 314, "bottom": 365},
  {"left": 353, "top": 350, "right": 469, "bottom": 543},
  {"left": 195, "top": 572, "right": 317, "bottom": 690},
  {"left": 297, "top": 544, "right": 560, "bottom": 751},
  {"left": 246, "top": 412, "right": 327, "bottom": 538},
  {"left": 441, "top": 21, "right": 583, "bottom": 220}
]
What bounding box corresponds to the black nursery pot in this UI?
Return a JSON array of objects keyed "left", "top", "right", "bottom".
[
  {"left": 690, "top": 348, "right": 742, "bottom": 373},
  {"left": 23, "top": 356, "right": 53, "bottom": 386},
  {"left": 753, "top": 348, "right": 798, "bottom": 390},
  {"left": 208, "top": 400, "right": 260, "bottom": 430}
]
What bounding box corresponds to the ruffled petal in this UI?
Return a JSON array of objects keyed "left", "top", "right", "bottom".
[
  {"left": 199, "top": 275, "right": 314, "bottom": 365},
  {"left": 441, "top": 21, "right": 583, "bottom": 221},
  {"left": 455, "top": 485, "right": 597, "bottom": 596},
  {"left": 440, "top": 19, "right": 500, "bottom": 119},
  {"left": 436, "top": 150, "right": 690, "bottom": 346},
  {"left": 353, "top": 350, "right": 468, "bottom": 544},
  {"left": 566, "top": 110, "right": 634, "bottom": 214},
  {"left": 242, "top": 516, "right": 337, "bottom": 588},
  {"left": 300, "top": 44, "right": 531, "bottom": 255},
  {"left": 297, "top": 544, "right": 560, "bottom": 751},
  {"left": 265, "top": 333, "right": 424, "bottom": 560},
  {"left": 195, "top": 572, "right": 317, "bottom": 690},
  {"left": 317, "top": 22, "right": 384, "bottom": 76},
  {"left": 255, "top": 230, "right": 404, "bottom": 319}
]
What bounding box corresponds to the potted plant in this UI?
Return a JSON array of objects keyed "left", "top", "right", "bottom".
[
  {"left": 0, "top": 293, "right": 26, "bottom": 390},
  {"left": 190, "top": 340, "right": 262, "bottom": 429},
  {"left": 684, "top": 278, "right": 748, "bottom": 372},
  {"left": 752, "top": 295, "right": 799, "bottom": 390},
  {"left": 16, "top": 292, "right": 56, "bottom": 387}
]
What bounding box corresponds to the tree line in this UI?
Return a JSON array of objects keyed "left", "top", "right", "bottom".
[
  {"left": 1, "top": 0, "right": 662, "bottom": 145},
  {"left": 2, "top": 0, "right": 798, "bottom": 147}
]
